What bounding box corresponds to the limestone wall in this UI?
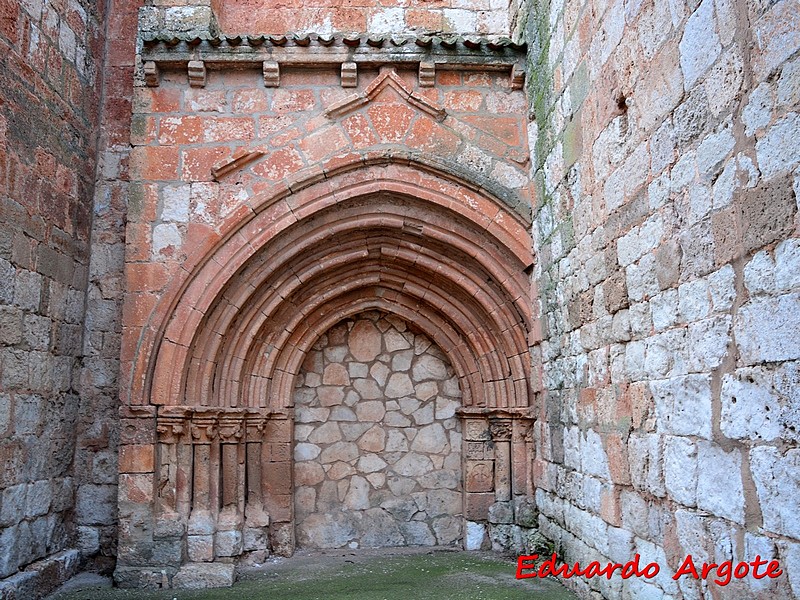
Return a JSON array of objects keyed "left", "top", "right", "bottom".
[
  {"left": 523, "top": 0, "right": 800, "bottom": 597},
  {"left": 0, "top": 0, "right": 106, "bottom": 594},
  {"left": 293, "top": 312, "right": 463, "bottom": 549}
]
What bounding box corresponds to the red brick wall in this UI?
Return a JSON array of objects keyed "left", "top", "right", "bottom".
[{"left": 0, "top": 0, "right": 105, "bottom": 587}]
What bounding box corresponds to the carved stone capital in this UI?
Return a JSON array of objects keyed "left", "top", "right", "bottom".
[
  {"left": 219, "top": 417, "right": 244, "bottom": 443},
  {"left": 489, "top": 419, "right": 512, "bottom": 442},
  {"left": 191, "top": 418, "right": 217, "bottom": 443}
]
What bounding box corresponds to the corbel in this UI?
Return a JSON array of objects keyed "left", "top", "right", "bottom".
[
  {"left": 341, "top": 62, "right": 357, "bottom": 88},
  {"left": 263, "top": 61, "right": 280, "bottom": 87},
  {"left": 187, "top": 60, "right": 206, "bottom": 88},
  {"left": 144, "top": 61, "right": 160, "bottom": 87},
  {"left": 511, "top": 64, "right": 525, "bottom": 90},
  {"left": 419, "top": 61, "right": 435, "bottom": 88}
]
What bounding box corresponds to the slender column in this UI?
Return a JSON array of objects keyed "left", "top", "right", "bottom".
[
  {"left": 155, "top": 411, "right": 191, "bottom": 538},
  {"left": 489, "top": 419, "right": 513, "bottom": 502},
  {"left": 462, "top": 416, "right": 495, "bottom": 528},
  {"left": 244, "top": 415, "right": 270, "bottom": 553},
  {"left": 216, "top": 414, "right": 245, "bottom": 558},
  {"left": 511, "top": 418, "right": 533, "bottom": 497},
  {"left": 187, "top": 413, "right": 217, "bottom": 562}
]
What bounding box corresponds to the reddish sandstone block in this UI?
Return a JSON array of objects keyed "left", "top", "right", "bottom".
[
  {"left": 119, "top": 444, "right": 155, "bottom": 473},
  {"left": 181, "top": 146, "right": 231, "bottom": 182},
  {"left": 120, "top": 418, "right": 156, "bottom": 446},
  {"left": 134, "top": 88, "right": 181, "bottom": 114},
  {"left": 185, "top": 89, "right": 227, "bottom": 113},
  {"left": 271, "top": 89, "right": 315, "bottom": 114},
  {"left": 330, "top": 8, "right": 368, "bottom": 31},
  {"left": 465, "top": 492, "right": 495, "bottom": 520},
  {"left": 299, "top": 126, "right": 349, "bottom": 163},
  {"left": 258, "top": 115, "right": 297, "bottom": 137},
  {"left": 406, "top": 8, "right": 444, "bottom": 32},
  {"left": 406, "top": 116, "right": 460, "bottom": 155},
  {"left": 445, "top": 90, "right": 484, "bottom": 112},
  {"left": 119, "top": 474, "right": 154, "bottom": 504},
  {"left": 125, "top": 262, "right": 170, "bottom": 293},
  {"left": 251, "top": 147, "right": 305, "bottom": 181},
  {"left": 0, "top": 0, "right": 20, "bottom": 45},
  {"left": 266, "top": 494, "right": 292, "bottom": 523},
  {"left": 201, "top": 117, "right": 255, "bottom": 143},
  {"left": 158, "top": 116, "right": 204, "bottom": 145},
  {"left": 121, "top": 292, "right": 158, "bottom": 329},
  {"left": 129, "top": 146, "right": 180, "bottom": 181},
  {"left": 342, "top": 113, "right": 379, "bottom": 149},
  {"left": 232, "top": 89, "right": 269, "bottom": 113},
  {"left": 269, "top": 443, "right": 291, "bottom": 463},
  {"left": 466, "top": 461, "right": 495, "bottom": 493},
  {"left": 367, "top": 102, "right": 415, "bottom": 143},
  {"left": 437, "top": 70, "right": 462, "bottom": 86},
  {"left": 462, "top": 115, "right": 522, "bottom": 146},
  {"left": 264, "top": 419, "right": 291, "bottom": 443}
]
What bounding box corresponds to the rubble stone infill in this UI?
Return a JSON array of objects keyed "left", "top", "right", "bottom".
[{"left": 293, "top": 311, "right": 463, "bottom": 550}]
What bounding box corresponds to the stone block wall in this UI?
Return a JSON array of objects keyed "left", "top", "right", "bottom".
[
  {"left": 522, "top": 0, "right": 800, "bottom": 597},
  {"left": 294, "top": 312, "right": 463, "bottom": 549},
  {"left": 76, "top": 0, "right": 145, "bottom": 572},
  {"left": 158, "top": 0, "right": 514, "bottom": 37},
  {"left": 0, "top": 0, "right": 105, "bottom": 594}
]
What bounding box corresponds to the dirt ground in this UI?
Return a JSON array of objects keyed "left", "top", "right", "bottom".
[{"left": 50, "top": 548, "right": 578, "bottom": 600}]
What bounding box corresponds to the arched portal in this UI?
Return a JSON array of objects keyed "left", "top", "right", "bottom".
[{"left": 118, "top": 158, "right": 537, "bottom": 578}]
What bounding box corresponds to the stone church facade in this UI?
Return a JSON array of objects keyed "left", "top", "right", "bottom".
[{"left": 0, "top": 0, "right": 798, "bottom": 598}]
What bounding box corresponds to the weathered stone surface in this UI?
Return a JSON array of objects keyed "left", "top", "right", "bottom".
[
  {"left": 297, "top": 512, "right": 356, "bottom": 549},
  {"left": 322, "top": 364, "right": 350, "bottom": 386},
  {"left": 400, "top": 521, "right": 436, "bottom": 545},
  {"left": 357, "top": 426, "right": 386, "bottom": 452},
  {"left": 735, "top": 294, "right": 800, "bottom": 365},
  {"left": 663, "top": 436, "right": 697, "bottom": 507},
  {"left": 750, "top": 447, "right": 800, "bottom": 539},
  {"left": 355, "top": 401, "right": 386, "bottom": 422},
  {"left": 348, "top": 321, "right": 382, "bottom": 362},
  {"left": 650, "top": 375, "right": 713, "bottom": 439},
  {"left": 385, "top": 373, "right": 414, "bottom": 398},
  {"left": 465, "top": 521, "right": 487, "bottom": 550},
  {"left": 412, "top": 356, "right": 448, "bottom": 381},
  {"left": 411, "top": 424, "right": 447, "bottom": 454},
  {"left": 720, "top": 368, "right": 782, "bottom": 441},
  {"left": 696, "top": 441, "right": 745, "bottom": 524},
  {"left": 173, "top": 563, "right": 235, "bottom": 589}
]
